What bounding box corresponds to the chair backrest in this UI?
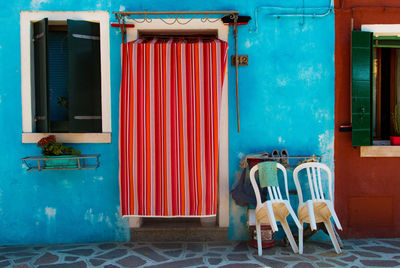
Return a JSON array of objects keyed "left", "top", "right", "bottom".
[
  {"left": 249, "top": 163, "right": 289, "bottom": 206},
  {"left": 292, "top": 162, "right": 333, "bottom": 207}
]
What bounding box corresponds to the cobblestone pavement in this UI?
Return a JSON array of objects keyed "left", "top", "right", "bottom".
[{"left": 0, "top": 239, "right": 399, "bottom": 268}]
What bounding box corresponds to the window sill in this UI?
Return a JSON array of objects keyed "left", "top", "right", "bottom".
[
  {"left": 360, "top": 145, "right": 400, "bottom": 157},
  {"left": 22, "top": 133, "right": 111, "bottom": 144}
]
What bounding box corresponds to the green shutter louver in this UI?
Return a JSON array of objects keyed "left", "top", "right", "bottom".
[
  {"left": 67, "top": 20, "right": 102, "bottom": 133},
  {"left": 352, "top": 31, "right": 373, "bottom": 147},
  {"left": 33, "top": 18, "right": 49, "bottom": 133}
]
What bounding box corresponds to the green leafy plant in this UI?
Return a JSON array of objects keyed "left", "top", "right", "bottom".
[
  {"left": 37, "top": 135, "right": 81, "bottom": 156},
  {"left": 393, "top": 105, "right": 400, "bottom": 136}
]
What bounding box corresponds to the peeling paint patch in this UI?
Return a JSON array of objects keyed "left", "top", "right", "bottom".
[
  {"left": 84, "top": 208, "right": 104, "bottom": 223},
  {"left": 238, "top": 152, "right": 244, "bottom": 159},
  {"left": 119, "top": 5, "right": 126, "bottom": 11},
  {"left": 45, "top": 207, "right": 56, "bottom": 220},
  {"left": 245, "top": 40, "right": 252, "bottom": 48},
  {"left": 93, "top": 176, "right": 104, "bottom": 181},
  {"left": 30, "top": 0, "right": 49, "bottom": 9}
]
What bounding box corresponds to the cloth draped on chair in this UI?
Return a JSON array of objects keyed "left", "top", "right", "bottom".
[{"left": 119, "top": 38, "right": 228, "bottom": 217}]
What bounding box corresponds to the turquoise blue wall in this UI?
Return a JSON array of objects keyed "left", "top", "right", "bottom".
[{"left": 0, "top": 0, "right": 334, "bottom": 244}]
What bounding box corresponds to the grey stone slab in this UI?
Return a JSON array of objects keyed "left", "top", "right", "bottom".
[
  {"left": 123, "top": 243, "right": 136, "bottom": 248},
  {"left": 227, "top": 253, "right": 249, "bottom": 261},
  {"left": 310, "top": 242, "right": 333, "bottom": 250},
  {"left": 89, "top": 259, "right": 106, "bottom": 266},
  {"left": 276, "top": 256, "right": 303, "bottom": 262},
  {"left": 218, "top": 264, "right": 261, "bottom": 268},
  {"left": 48, "top": 245, "right": 84, "bottom": 251},
  {"left": 13, "top": 265, "right": 30, "bottom": 268},
  {"left": 361, "top": 246, "right": 400, "bottom": 254},
  {"left": 232, "top": 242, "right": 249, "bottom": 252},
  {"left": 153, "top": 243, "right": 182, "bottom": 249},
  {"left": 144, "top": 257, "right": 203, "bottom": 268},
  {"left": 351, "top": 250, "right": 381, "bottom": 258},
  {"left": 293, "top": 262, "right": 315, "bottom": 268},
  {"left": 325, "top": 258, "right": 349, "bottom": 266},
  {"left": 253, "top": 256, "right": 287, "bottom": 268},
  {"left": 303, "top": 247, "right": 316, "bottom": 254},
  {"left": 380, "top": 240, "right": 400, "bottom": 248},
  {"left": 60, "top": 249, "right": 94, "bottom": 256},
  {"left": 164, "top": 250, "right": 182, "bottom": 258},
  {"left": 104, "top": 265, "right": 120, "bottom": 268},
  {"left": 96, "top": 249, "right": 128, "bottom": 260},
  {"left": 134, "top": 247, "right": 167, "bottom": 262},
  {"left": 0, "top": 247, "right": 29, "bottom": 253},
  {"left": 349, "top": 240, "right": 370, "bottom": 246},
  {"left": 302, "top": 255, "right": 319, "bottom": 261},
  {"left": 37, "top": 261, "right": 87, "bottom": 268},
  {"left": 34, "top": 252, "right": 59, "bottom": 265},
  {"left": 209, "top": 247, "right": 227, "bottom": 252},
  {"left": 360, "top": 259, "right": 400, "bottom": 267},
  {"left": 65, "top": 256, "right": 79, "bottom": 261},
  {"left": 252, "top": 246, "right": 278, "bottom": 256},
  {"left": 185, "top": 253, "right": 196, "bottom": 258},
  {"left": 341, "top": 255, "right": 358, "bottom": 262},
  {"left": 117, "top": 255, "right": 147, "bottom": 267},
  {"left": 203, "top": 252, "right": 220, "bottom": 257},
  {"left": 316, "top": 262, "right": 335, "bottom": 267},
  {"left": 186, "top": 243, "right": 203, "bottom": 252},
  {"left": 208, "top": 257, "right": 222, "bottom": 265},
  {"left": 0, "top": 260, "right": 10, "bottom": 268},
  {"left": 14, "top": 257, "right": 32, "bottom": 263},
  {"left": 10, "top": 252, "right": 38, "bottom": 257},
  {"left": 99, "top": 243, "right": 118, "bottom": 250},
  {"left": 207, "top": 242, "right": 234, "bottom": 247}
]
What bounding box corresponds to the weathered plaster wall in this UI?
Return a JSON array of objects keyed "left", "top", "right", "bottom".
[
  {"left": 334, "top": 0, "right": 400, "bottom": 238},
  {"left": 0, "top": 0, "right": 334, "bottom": 244}
]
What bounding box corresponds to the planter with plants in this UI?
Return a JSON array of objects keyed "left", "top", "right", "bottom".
[
  {"left": 391, "top": 105, "right": 400, "bottom": 145},
  {"left": 37, "top": 135, "right": 81, "bottom": 169}
]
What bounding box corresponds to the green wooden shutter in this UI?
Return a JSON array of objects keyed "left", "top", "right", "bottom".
[
  {"left": 352, "top": 31, "right": 373, "bottom": 146},
  {"left": 33, "top": 18, "right": 49, "bottom": 133},
  {"left": 67, "top": 20, "right": 102, "bottom": 133}
]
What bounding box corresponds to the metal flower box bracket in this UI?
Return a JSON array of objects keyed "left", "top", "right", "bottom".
[{"left": 21, "top": 155, "right": 100, "bottom": 171}]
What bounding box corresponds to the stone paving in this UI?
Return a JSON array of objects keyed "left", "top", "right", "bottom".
[{"left": 0, "top": 239, "right": 399, "bottom": 268}]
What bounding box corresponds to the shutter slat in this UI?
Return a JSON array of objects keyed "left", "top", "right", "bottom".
[
  {"left": 33, "top": 18, "right": 49, "bottom": 133},
  {"left": 67, "top": 19, "right": 102, "bottom": 133},
  {"left": 352, "top": 31, "right": 373, "bottom": 146}
]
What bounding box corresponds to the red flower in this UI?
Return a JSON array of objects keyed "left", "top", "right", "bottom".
[{"left": 37, "top": 135, "right": 56, "bottom": 147}]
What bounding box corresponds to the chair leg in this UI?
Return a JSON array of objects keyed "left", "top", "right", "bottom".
[
  {"left": 266, "top": 202, "right": 279, "bottom": 232},
  {"left": 307, "top": 202, "right": 317, "bottom": 230},
  {"left": 256, "top": 220, "right": 262, "bottom": 256},
  {"left": 281, "top": 219, "right": 299, "bottom": 253},
  {"left": 299, "top": 221, "right": 304, "bottom": 254},
  {"left": 284, "top": 201, "right": 302, "bottom": 230},
  {"left": 324, "top": 220, "right": 342, "bottom": 254},
  {"left": 326, "top": 202, "right": 343, "bottom": 230}
]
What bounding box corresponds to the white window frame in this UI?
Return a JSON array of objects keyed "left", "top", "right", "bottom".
[
  {"left": 20, "top": 11, "right": 111, "bottom": 143},
  {"left": 124, "top": 19, "right": 230, "bottom": 228},
  {"left": 360, "top": 24, "right": 400, "bottom": 156}
]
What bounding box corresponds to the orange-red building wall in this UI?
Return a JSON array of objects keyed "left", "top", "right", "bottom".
[{"left": 335, "top": 0, "right": 400, "bottom": 238}]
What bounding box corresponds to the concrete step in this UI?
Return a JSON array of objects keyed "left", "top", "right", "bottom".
[
  {"left": 131, "top": 227, "right": 228, "bottom": 242},
  {"left": 130, "top": 218, "right": 228, "bottom": 242}
]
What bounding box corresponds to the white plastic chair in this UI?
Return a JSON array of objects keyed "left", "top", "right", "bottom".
[
  {"left": 293, "top": 162, "right": 343, "bottom": 254},
  {"left": 249, "top": 163, "right": 302, "bottom": 256}
]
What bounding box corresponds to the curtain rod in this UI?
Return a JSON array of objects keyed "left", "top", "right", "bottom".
[{"left": 113, "top": 11, "right": 239, "bottom": 16}]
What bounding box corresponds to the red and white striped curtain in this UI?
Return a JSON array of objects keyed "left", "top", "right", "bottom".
[{"left": 119, "top": 38, "right": 228, "bottom": 217}]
